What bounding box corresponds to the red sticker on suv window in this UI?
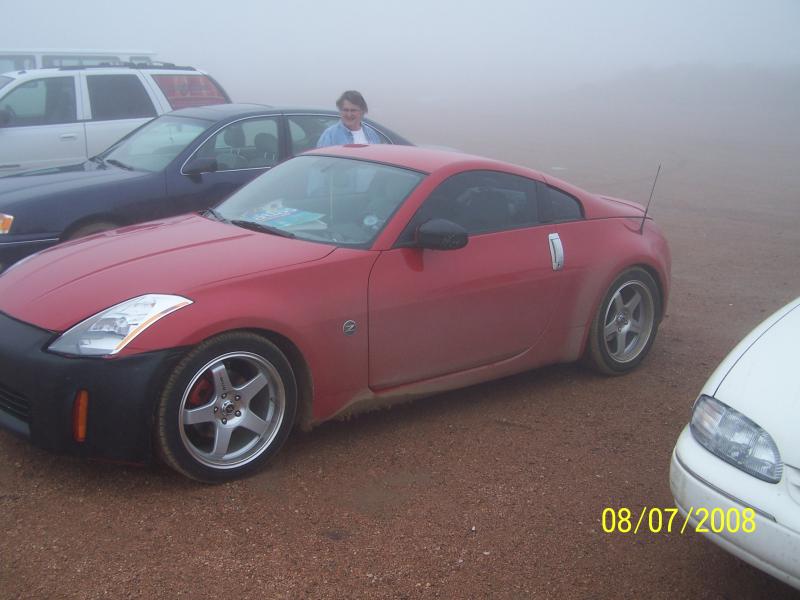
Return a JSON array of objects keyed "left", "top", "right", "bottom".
[{"left": 152, "top": 75, "right": 228, "bottom": 109}]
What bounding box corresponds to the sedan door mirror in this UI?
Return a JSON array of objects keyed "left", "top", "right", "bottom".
[
  {"left": 415, "top": 219, "right": 469, "bottom": 250},
  {"left": 183, "top": 157, "right": 218, "bottom": 176},
  {"left": 0, "top": 108, "right": 11, "bottom": 127}
]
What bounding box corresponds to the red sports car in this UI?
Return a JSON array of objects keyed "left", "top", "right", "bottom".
[{"left": 0, "top": 145, "right": 670, "bottom": 482}]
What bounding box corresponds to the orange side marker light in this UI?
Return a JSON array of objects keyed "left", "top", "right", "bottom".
[{"left": 72, "top": 390, "right": 89, "bottom": 442}]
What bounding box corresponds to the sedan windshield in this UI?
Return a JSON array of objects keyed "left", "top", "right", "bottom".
[
  {"left": 101, "top": 115, "right": 210, "bottom": 172},
  {"left": 216, "top": 156, "right": 425, "bottom": 246}
]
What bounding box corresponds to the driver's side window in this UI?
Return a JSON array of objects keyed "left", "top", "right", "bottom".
[
  {"left": 1, "top": 76, "right": 77, "bottom": 126},
  {"left": 398, "top": 170, "right": 540, "bottom": 244}
]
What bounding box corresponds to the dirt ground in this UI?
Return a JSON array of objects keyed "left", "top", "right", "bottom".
[{"left": 1, "top": 104, "right": 799, "bottom": 599}]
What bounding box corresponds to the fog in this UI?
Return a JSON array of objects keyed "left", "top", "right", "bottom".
[
  {"left": 6, "top": 1, "right": 799, "bottom": 100},
  {"left": 4, "top": 0, "right": 800, "bottom": 199}
]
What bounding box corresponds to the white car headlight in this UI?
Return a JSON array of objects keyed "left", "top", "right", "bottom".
[
  {"left": 0, "top": 213, "right": 13, "bottom": 234},
  {"left": 690, "top": 394, "right": 783, "bottom": 483},
  {"left": 48, "top": 294, "right": 192, "bottom": 357}
]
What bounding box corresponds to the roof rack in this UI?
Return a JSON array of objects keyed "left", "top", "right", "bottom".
[{"left": 56, "top": 63, "right": 197, "bottom": 71}]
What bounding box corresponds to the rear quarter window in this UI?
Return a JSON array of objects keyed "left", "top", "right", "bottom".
[
  {"left": 151, "top": 74, "right": 228, "bottom": 109},
  {"left": 539, "top": 184, "right": 584, "bottom": 222}
]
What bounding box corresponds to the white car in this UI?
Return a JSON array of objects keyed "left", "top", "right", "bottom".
[
  {"left": 670, "top": 296, "right": 800, "bottom": 591},
  {"left": 0, "top": 65, "right": 229, "bottom": 175}
]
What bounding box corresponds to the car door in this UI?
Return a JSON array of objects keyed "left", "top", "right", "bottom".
[
  {"left": 0, "top": 74, "right": 86, "bottom": 174},
  {"left": 167, "top": 115, "right": 282, "bottom": 214},
  {"left": 368, "top": 170, "right": 564, "bottom": 389}
]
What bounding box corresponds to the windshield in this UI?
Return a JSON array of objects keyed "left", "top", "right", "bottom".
[
  {"left": 0, "top": 76, "right": 12, "bottom": 91},
  {"left": 216, "top": 155, "right": 425, "bottom": 247},
  {"left": 101, "top": 115, "right": 210, "bottom": 172}
]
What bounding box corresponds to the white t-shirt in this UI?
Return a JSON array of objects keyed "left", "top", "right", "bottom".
[{"left": 350, "top": 128, "right": 368, "bottom": 144}]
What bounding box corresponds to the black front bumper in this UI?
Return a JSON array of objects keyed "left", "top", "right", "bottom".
[{"left": 0, "top": 311, "right": 185, "bottom": 463}]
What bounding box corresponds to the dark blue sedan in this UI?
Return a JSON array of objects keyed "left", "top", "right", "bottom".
[{"left": 0, "top": 103, "right": 410, "bottom": 272}]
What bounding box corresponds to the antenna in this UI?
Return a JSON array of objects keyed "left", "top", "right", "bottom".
[{"left": 639, "top": 164, "right": 661, "bottom": 234}]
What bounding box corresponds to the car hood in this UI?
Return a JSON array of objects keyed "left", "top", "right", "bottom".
[
  {"left": 0, "top": 162, "right": 147, "bottom": 208},
  {"left": 0, "top": 213, "right": 335, "bottom": 331},
  {"left": 703, "top": 297, "right": 800, "bottom": 467}
]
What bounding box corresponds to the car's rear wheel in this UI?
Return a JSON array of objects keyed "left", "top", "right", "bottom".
[
  {"left": 156, "top": 332, "right": 297, "bottom": 482},
  {"left": 586, "top": 267, "right": 661, "bottom": 375}
]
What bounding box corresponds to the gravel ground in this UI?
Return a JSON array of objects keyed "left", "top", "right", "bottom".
[{"left": 1, "top": 131, "right": 798, "bottom": 599}]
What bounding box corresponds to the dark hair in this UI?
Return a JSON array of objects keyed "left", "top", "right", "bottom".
[{"left": 336, "top": 90, "right": 368, "bottom": 113}]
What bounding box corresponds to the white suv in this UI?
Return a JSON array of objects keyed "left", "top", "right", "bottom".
[{"left": 0, "top": 65, "right": 230, "bottom": 174}]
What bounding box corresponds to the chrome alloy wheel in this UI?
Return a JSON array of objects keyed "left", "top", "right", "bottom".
[
  {"left": 602, "top": 279, "right": 655, "bottom": 364},
  {"left": 178, "top": 351, "right": 286, "bottom": 469}
]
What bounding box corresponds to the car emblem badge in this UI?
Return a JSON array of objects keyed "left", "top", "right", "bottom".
[{"left": 343, "top": 320, "right": 357, "bottom": 336}]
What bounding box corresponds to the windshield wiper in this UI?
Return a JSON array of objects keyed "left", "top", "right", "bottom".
[
  {"left": 89, "top": 155, "right": 106, "bottom": 167},
  {"left": 202, "top": 208, "right": 228, "bottom": 223},
  {"left": 230, "top": 220, "right": 296, "bottom": 238},
  {"left": 106, "top": 159, "right": 134, "bottom": 171}
]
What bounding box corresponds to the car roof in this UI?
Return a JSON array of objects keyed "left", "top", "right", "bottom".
[
  {"left": 306, "top": 143, "right": 545, "bottom": 178},
  {"left": 1, "top": 65, "right": 202, "bottom": 78},
  {"left": 170, "top": 103, "right": 351, "bottom": 121}
]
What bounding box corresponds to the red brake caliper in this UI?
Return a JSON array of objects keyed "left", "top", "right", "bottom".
[{"left": 187, "top": 373, "right": 214, "bottom": 406}]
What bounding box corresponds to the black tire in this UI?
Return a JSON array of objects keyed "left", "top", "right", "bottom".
[
  {"left": 156, "top": 332, "right": 297, "bottom": 483},
  {"left": 586, "top": 267, "right": 662, "bottom": 375},
  {"left": 66, "top": 221, "right": 117, "bottom": 240}
]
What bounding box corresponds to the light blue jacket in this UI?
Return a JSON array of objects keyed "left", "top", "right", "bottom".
[{"left": 316, "top": 120, "right": 383, "bottom": 148}]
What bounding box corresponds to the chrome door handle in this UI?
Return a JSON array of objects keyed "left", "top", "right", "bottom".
[
  {"left": 548, "top": 232, "right": 564, "bottom": 271},
  {"left": 59, "top": 134, "right": 77, "bottom": 141}
]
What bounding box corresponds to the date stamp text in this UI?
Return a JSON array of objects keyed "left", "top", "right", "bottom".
[{"left": 601, "top": 507, "right": 756, "bottom": 534}]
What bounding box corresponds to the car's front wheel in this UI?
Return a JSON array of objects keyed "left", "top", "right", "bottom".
[
  {"left": 156, "top": 332, "right": 297, "bottom": 482},
  {"left": 586, "top": 267, "right": 662, "bottom": 375},
  {"left": 65, "top": 220, "right": 118, "bottom": 240}
]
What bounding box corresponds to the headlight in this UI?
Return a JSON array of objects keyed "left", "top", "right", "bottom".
[
  {"left": 0, "top": 213, "right": 13, "bottom": 234},
  {"left": 690, "top": 394, "right": 783, "bottom": 483},
  {"left": 48, "top": 294, "right": 192, "bottom": 357}
]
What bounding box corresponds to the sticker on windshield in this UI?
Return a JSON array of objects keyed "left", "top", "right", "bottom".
[{"left": 243, "top": 206, "right": 325, "bottom": 229}]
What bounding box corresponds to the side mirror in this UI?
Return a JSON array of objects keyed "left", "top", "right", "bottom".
[
  {"left": 183, "top": 157, "right": 218, "bottom": 176},
  {"left": 0, "top": 109, "right": 11, "bottom": 127},
  {"left": 415, "top": 219, "right": 468, "bottom": 250}
]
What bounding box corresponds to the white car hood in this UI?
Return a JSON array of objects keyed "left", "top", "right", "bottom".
[{"left": 702, "top": 297, "right": 800, "bottom": 467}]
